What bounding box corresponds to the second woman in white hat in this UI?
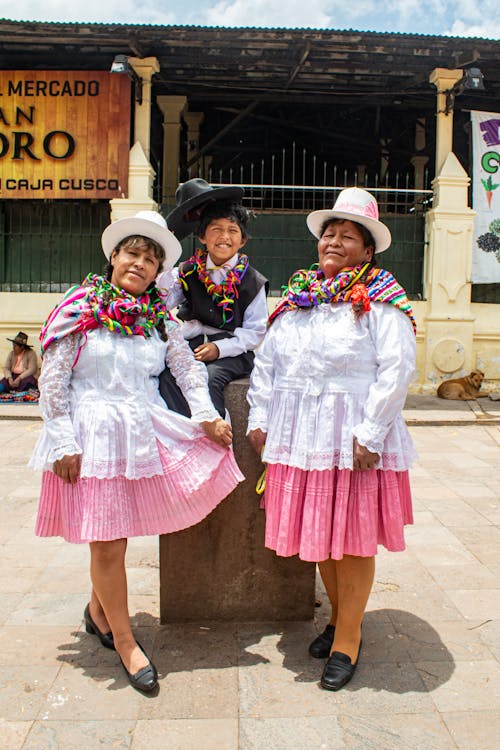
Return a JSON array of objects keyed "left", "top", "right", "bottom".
[{"left": 247, "top": 188, "right": 417, "bottom": 691}]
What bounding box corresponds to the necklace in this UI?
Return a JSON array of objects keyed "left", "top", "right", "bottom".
[
  {"left": 269, "top": 263, "right": 416, "bottom": 333},
  {"left": 84, "top": 274, "right": 166, "bottom": 337},
  {"left": 180, "top": 248, "right": 249, "bottom": 325}
]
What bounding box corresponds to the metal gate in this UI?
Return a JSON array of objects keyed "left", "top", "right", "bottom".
[
  {"left": 162, "top": 183, "right": 430, "bottom": 298},
  {"left": 0, "top": 200, "right": 110, "bottom": 292}
]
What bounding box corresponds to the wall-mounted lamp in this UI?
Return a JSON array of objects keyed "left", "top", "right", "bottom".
[
  {"left": 110, "top": 54, "right": 143, "bottom": 104},
  {"left": 444, "top": 67, "right": 485, "bottom": 115}
]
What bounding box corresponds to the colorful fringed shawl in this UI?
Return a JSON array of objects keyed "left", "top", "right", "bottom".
[
  {"left": 269, "top": 263, "right": 416, "bottom": 334},
  {"left": 40, "top": 274, "right": 168, "bottom": 364}
]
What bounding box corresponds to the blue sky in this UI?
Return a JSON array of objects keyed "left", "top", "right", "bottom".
[{"left": 1, "top": 0, "right": 499, "bottom": 39}]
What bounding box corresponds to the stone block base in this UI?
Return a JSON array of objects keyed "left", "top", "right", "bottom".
[{"left": 159, "top": 379, "right": 316, "bottom": 622}]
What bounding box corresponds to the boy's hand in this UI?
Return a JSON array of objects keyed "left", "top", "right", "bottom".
[{"left": 194, "top": 342, "right": 219, "bottom": 362}]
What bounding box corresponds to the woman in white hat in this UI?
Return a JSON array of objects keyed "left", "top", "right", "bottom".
[
  {"left": 31, "top": 211, "right": 243, "bottom": 693},
  {"left": 247, "top": 188, "right": 417, "bottom": 691}
]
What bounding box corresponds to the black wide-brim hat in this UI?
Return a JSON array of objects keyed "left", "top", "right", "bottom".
[
  {"left": 166, "top": 178, "right": 244, "bottom": 240},
  {"left": 7, "top": 331, "right": 33, "bottom": 348}
]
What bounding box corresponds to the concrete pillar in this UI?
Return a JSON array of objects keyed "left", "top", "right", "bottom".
[
  {"left": 429, "top": 68, "right": 463, "bottom": 176},
  {"left": 411, "top": 117, "right": 429, "bottom": 200},
  {"left": 356, "top": 164, "right": 367, "bottom": 186},
  {"left": 411, "top": 155, "right": 429, "bottom": 191},
  {"left": 411, "top": 156, "right": 429, "bottom": 213},
  {"left": 184, "top": 111, "right": 205, "bottom": 177},
  {"left": 159, "top": 379, "right": 316, "bottom": 622},
  {"left": 423, "top": 152, "right": 476, "bottom": 389},
  {"left": 202, "top": 154, "right": 213, "bottom": 181},
  {"left": 109, "top": 141, "right": 157, "bottom": 221},
  {"left": 128, "top": 57, "right": 160, "bottom": 161},
  {"left": 157, "top": 95, "right": 187, "bottom": 206}
]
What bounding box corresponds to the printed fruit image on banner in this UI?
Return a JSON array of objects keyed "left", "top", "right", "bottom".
[
  {"left": 0, "top": 70, "right": 131, "bottom": 199},
  {"left": 477, "top": 218, "right": 500, "bottom": 263},
  {"left": 471, "top": 110, "right": 500, "bottom": 283}
]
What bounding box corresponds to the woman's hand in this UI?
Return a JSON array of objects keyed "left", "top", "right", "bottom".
[
  {"left": 7, "top": 376, "right": 15, "bottom": 387},
  {"left": 353, "top": 438, "right": 380, "bottom": 471},
  {"left": 53, "top": 454, "right": 81, "bottom": 484},
  {"left": 248, "top": 428, "right": 267, "bottom": 455},
  {"left": 201, "top": 418, "right": 233, "bottom": 447},
  {"left": 194, "top": 342, "right": 219, "bottom": 362}
]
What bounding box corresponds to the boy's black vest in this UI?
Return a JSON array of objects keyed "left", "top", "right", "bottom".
[{"left": 177, "top": 259, "right": 269, "bottom": 333}]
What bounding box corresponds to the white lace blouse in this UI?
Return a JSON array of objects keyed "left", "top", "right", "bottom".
[
  {"left": 30, "top": 323, "right": 220, "bottom": 479},
  {"left": 247, "top": 302, "right": 417, "bottom": 472}
]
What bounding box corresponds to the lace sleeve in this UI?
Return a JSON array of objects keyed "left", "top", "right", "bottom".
[
  {"left": 352, "top": 305, "right": 416, "bottom": 454},
  {"left": 156, "top": 268, "right": 185, "bottom": 309},
  {"left": 165, "top": 323, "right": 219, "bottom": 422},
  {"left": 246, "top": 324, "right": 276, "bottom": 433},
  {"left": 39, "top": 335, "right": 83, "bottom": 462}
]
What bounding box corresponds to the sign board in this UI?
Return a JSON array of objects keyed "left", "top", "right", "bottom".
[
  {"left": 0, "top": 70, "right": 130, "bottom": 199},
  {"left": 471, "top": 110, "right": 500, "bottom": 283}
]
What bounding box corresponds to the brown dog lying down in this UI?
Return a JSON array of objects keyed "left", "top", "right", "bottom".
[{"left": 437, "top": 370, "right": 486, "bottom": 400}]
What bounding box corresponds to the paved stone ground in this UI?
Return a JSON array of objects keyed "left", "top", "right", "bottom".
[{"left": 0, "top": 410, "right": 499, "bottom": 749}]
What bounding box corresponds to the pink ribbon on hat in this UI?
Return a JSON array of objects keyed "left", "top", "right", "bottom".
[{"left": 335, "top": 200, "right": 379, "bottom": 219}]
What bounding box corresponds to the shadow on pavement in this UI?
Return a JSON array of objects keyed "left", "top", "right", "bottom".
[{"left": 54, "top": 608, "right": 454, "bottom": 694}]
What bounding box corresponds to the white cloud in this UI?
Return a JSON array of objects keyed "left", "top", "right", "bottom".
[
  {"left": 202, "top": 0, "right": 331, "bottom": 28},
  {"left": 2, "top": 0, "right": 499, "bottom": 37},
  {"left": 2, "top": 0, "right": 176, "bottom": 24},
  {"left": 445, "top": 19, "right": 500, "bottom": 39}
]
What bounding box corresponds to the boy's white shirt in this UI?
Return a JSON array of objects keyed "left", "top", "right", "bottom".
[{"left": 156, "top": 252, "right": 268, "bottom": 358}]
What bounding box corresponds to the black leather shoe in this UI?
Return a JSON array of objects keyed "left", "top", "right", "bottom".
[
  {"left": 84, "top": 604, "right": 115, "bottom": 650},
  {"left": 119, "top": 642, "right": 158, "bottom": 693},
  {"left": 320, "top": 645, "right": 361, "bottom": 691},
  {"left": 309, "top": 624, "right": 335, "bottom": 658}
]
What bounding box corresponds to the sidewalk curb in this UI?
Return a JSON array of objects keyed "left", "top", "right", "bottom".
[{"left": 405, "top": 417, "right": 500, "bottom": 426}]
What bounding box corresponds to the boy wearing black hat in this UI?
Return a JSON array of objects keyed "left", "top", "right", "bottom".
[{"left": 158, "top": 179, "right": 269, "bottom": 417}]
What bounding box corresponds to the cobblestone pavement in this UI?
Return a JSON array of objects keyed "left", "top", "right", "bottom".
[{"left": 0, "top": 414, "right": 499, "bottom": 749}]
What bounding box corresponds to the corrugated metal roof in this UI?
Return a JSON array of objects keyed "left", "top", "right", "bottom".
[{"left": 0, "top": 17, "right": 498, "bottom": 43}]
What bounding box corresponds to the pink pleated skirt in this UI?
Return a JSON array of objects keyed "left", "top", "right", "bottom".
[
  {"left": 35, "top": 438, "right": 243, "bottom": 543},
  {"left": 263, "top": 463, "right": 413, "bottom": 562}
]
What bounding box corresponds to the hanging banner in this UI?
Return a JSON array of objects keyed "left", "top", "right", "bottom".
[
  {"left": 0, "top": 70, "right": 130, "bottom": 199},
  {"left": 471, "top": 110, "right": 500, "bottom": 283}
]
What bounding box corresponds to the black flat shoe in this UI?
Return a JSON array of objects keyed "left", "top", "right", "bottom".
[
  {"left": 320, "top": 643, "right": 362, "bottom": 691},
  {"left": 309, "top": 624, "right": 335, "bottom": 659},
  {"left": 119, "top": 642, "right": 158, "bottom": 693},
  {"left": 84, "top": 604, "right": 115, "bottom": 650}
]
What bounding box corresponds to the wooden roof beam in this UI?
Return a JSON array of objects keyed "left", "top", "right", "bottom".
[{"left": 284, "top": 42, "right": 311, "bottom": 90}]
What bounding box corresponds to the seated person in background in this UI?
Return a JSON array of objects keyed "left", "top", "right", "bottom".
[
  {"left": 158, "top": 178, "right": 269, "bottom": 417},
  {"left": 0, "top": 331, "right": 38, "bottom": 393}
]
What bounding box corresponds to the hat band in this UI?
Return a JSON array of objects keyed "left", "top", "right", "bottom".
[{"left": 334, "top": 202, "right": 379, "bottom": 220}]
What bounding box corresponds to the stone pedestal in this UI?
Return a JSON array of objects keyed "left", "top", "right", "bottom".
[
  {"left": 159, "top": 379, "right": 316, "bottom": 623},
  {"left": 110, "top": 141, "right": 157, "bottom": 221},
  {"left": 423, "top": 152, "right": 476, "bottom": 389}
]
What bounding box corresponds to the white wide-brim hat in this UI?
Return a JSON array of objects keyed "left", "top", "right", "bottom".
[
  {"left": 101, "top": 210, "right": 182, "bottom": 272},
  {"left": 306, "top": 187, "right": 391, "bottom": 253}
]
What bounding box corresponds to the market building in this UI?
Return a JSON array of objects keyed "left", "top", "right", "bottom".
[{"left": 1, "top": 18, "right": 500, "bottom": 390}]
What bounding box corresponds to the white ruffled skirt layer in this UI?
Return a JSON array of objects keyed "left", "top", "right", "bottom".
[
  {"left": 30, "top": 393, "right": 229, "bottom": 479},
  {"left": 261, "top": 390, "right": 417, "bottom": 471}
]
